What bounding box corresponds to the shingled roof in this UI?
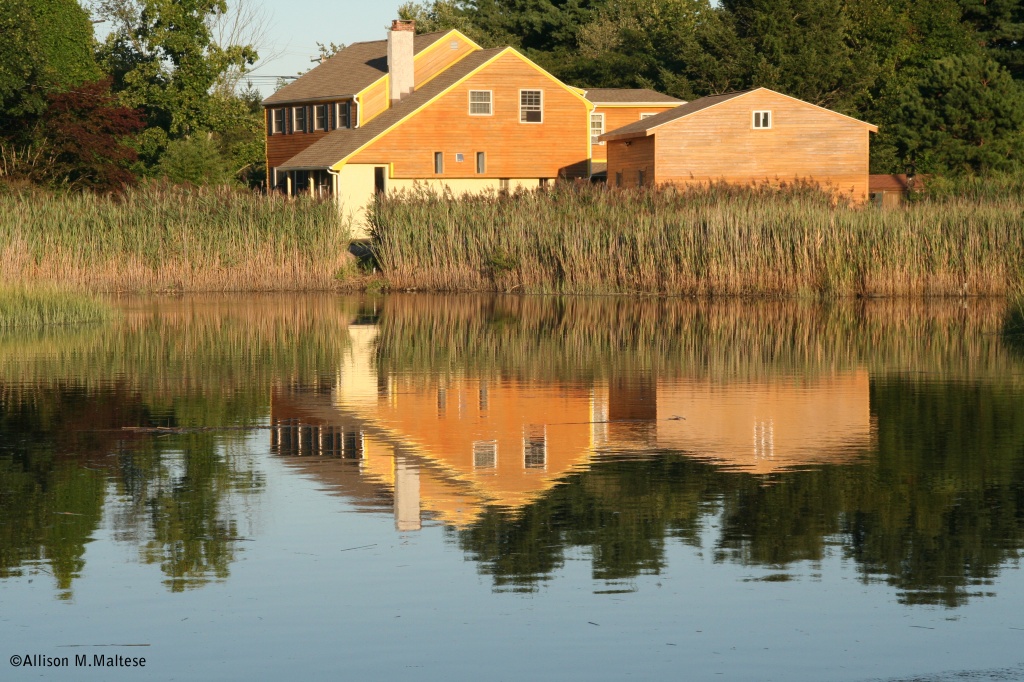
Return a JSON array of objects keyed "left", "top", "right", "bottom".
[
  {"left": 263, "top": 31, "right": 451, "bottom": 105},
  {"left": 584, "top": 88, "right": 684, "bottom": 105},
  {"left": 277, "top": 48, "right": 505, "bottom": 170},
  {"left": 600, "top": 90, "right": 752, "bottom": 141}
]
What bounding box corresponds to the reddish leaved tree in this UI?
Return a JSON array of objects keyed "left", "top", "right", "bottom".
[{"left": 38, "top": 79, "right": 144, "bottom": 193}]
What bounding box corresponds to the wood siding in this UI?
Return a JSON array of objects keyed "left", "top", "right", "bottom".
[
  {"left": 350, "top": 51, "right": 590, "bottom": 179},
  {"left": 606, "top": 136, "right": 655, "bottom": 188},
  {"left": 648, "top": 90, "right": 872, "bottom": 201},
  {"left": 359, "top": 79, "right": 389, "bottom": 125},
  {"left": 592, "top": 106, "right": 677, "bottom": 163},
  {"left": 415, "top": 34, "right": 476, "bottom": 87},
  {"left": 266, "top": 104, "right": 342, "bottom": 169}
]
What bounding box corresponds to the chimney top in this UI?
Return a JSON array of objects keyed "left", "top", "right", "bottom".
[{"left": 391, "top": 20, "right": 416, "bottom": 32}]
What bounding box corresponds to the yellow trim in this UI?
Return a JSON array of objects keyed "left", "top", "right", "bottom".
[
  {"left": 332, "top": 47, "right": 594, "bottom": 171},
  {"left": 591, "top": 103, "right": 684, "bottom": 108},
  {"left": 353, "top": 29, "right": 484, "bottom": 124}
]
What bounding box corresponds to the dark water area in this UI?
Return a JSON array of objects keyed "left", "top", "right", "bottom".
[{"left": 2, "top": 294, "right": 1024, "bottom": 680}]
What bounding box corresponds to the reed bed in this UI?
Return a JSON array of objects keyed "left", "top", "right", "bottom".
[
  {"left": 0, "top": 184, "right": 350, "bottom": 292},
  {"left": 370, "top": 183, "right": 1024, "bottom": 297},
  {"left": 0, "top": 285, "right": 112, "bottom": 329}
]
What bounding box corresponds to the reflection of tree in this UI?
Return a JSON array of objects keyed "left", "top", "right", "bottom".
[
  {"left": 453, "top": 379, "right": 1024, "bottom": 606},
  {"left": 0, "top": 295, "right": 353, "bottom": 596}
]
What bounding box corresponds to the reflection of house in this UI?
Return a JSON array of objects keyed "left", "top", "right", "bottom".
[
  {"left": 591, "top": 373, "right": 873, "bottom": 473},
  {"left": 271, "top": 323, "right": 874, "bottom": 529},
  {"left": 600, "top": 87, "right": 878, "bottom": 202}
]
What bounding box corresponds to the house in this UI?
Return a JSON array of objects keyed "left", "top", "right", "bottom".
[
  {"left": 585, "top": 88, "right": 684, "bottom": 175},
  {"left": 600, "top": 87, "right": 878, "bottom": 202},
  {"left": 869, "top": 174, "right": 924, "bottom": 207},
  {"left": 263, "top": 20, "right": 593, "bottom": 237}
]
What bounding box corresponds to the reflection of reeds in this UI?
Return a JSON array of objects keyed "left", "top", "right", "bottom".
[
  {"left": 371, "top": 184, "right": 1024, "bottom": 296},
  {"left": 375, "top": 294, "right": 1019, "bottom": 382},
  {"left": 0, "top": 295, "right": 358, "bottom": 424},
  {"left": 0, "top": 185, "right": 349, "bottom": 292}
]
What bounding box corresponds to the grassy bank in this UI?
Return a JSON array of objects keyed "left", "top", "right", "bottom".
[
  {"left": 0, "top": 184, "right": 350, "bottom": 292},
  {"left": 0, "top": 285, "right": 112, "bottom": 329},
  {"left": 370, "top": 181, "right": 1024, "bottom": 297}
]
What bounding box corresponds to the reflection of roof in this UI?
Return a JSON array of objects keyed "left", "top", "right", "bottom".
[
  {"left": 263, "top": 31, "right": 450, "bottom": 105},
  {"left": 277, "top": 48, "right": 504, "bottom": 170},
  {"left": 585, "top": 88, "right": 684, "bottom": 104}
]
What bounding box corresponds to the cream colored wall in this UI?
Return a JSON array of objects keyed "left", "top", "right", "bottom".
[{"left": 338, "top": 163, "right": 541, "bottom": 238}]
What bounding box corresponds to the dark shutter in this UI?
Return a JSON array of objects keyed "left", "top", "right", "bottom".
[
  {"left": 330, "top": 102, "right": 336, "bottom": 130},
  {"left": 265, "top": 108, "right": 272, "bottom": 135},
  {"left": 286, "top": 107, "right": 292, "bottom": 134}
]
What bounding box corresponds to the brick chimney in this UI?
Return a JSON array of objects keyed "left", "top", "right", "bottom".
[{"left": 387, "top": 20, "right": 415, "bottom": 104}]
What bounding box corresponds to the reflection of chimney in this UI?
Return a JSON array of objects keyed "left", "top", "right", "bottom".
[
  {"left": 387, "top": 20, "right": 415, "bottom": 104},
  {"left": 394, "top": 455, "right": 421, "bottom": 532}
]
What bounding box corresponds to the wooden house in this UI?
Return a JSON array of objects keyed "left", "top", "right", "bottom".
[
  {"left": 584, "top": 88, "right": 684, "bottom": 174},
  {"left": 600, "top": 87, "right": 878, "bottom": 202},
  {"left": 264, "top": 20, "right": 593, "bottom": 237}
]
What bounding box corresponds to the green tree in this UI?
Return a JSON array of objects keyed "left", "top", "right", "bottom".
[
  {"left": 881, "top": 54, "right": 1024, "bottom": 174},
  {"left": 94, "top": 0, "right": 258, "bottom": 165}
]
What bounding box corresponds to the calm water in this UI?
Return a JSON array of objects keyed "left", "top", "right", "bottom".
[{"left": 2, "top": 294, "right": 1024, "bottom": 681}]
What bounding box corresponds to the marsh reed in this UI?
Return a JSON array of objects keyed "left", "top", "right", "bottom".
[
  {"left": 0, "top": 184, "right": 350, "bottom": 292},
  {"left": 0, "top": 285, "right": 112, "bottom": 329},
  {"left": 370, "top": 183, "right": 1024, "bottom": 297}
]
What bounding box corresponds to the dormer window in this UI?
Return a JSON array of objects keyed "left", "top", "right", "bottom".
[
  {"left": 336, "top": 101, "right": 351, "bottom": 129},
  {"left": 272, "top": 108, "right": 285, "bottom": 134},
  {"left": 753, "top": 110, "right": 772, "bottom": 129}
]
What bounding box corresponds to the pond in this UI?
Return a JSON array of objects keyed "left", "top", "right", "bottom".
[{"left": 2, "top": 294, "right": 1023, "bottom": 681}]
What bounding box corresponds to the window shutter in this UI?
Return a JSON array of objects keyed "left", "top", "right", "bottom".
[
  {"left": 266, "top": 108, "right": 272, "bottom": 134},
  {"left": 330, "top": 102, "right": 336, "bottom": 130},
  {"left": 307, "top": 106, "right": 313, "bottom": 133},
  {"left": 286, "top": 108, "right": 292, "bottom": 134}
]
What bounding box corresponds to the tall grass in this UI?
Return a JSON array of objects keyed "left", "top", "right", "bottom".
[
  {"left": 0, "top": 183, "right": 350, "bottom": 292},
  {"left": 370, "top": 182, "right": 1024, "bottom": 297},
  {"left": 0, "top": 285, "right": 112, "bottom": 329}
]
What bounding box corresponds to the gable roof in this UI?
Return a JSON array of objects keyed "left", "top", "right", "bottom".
[
  {"left": 585, "top": 88, "right": 684, "bottom": 105},
  {"left": 263, "top": 31, "right": 452, "bottom": 105},
  {"left": 277, "top": 48, "right": 505, "bottom": 170},
  {"left": 600, "top": 88, "right": 878, "bottom": 141}
]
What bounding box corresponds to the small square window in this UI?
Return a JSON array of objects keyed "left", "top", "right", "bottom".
[
  {"left": 640, "top": 112, "right": 658, "bottom": 120},
  {"left": 469, "top": 90, "right": 492, "bottom": 116},
  {"left": 753, "top": 110, "right": 772, "bottom": 129},
  {"left": 455, "top": 152, "right": 465, "bottom": 162}
]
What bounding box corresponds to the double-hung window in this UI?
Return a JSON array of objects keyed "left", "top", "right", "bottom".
[
  {"left": 272, "top": 108, "right": 285, "bottom": 134},
  {"left": 469, "top": 90, "right": 492, "bottom": 116},
  {"left": 753, "top": 110, "right": 772, "bottom": 129},
  {"left": 520, "top": 90, "right": 542, "bottom": 123},
  {"left": 590, "top": 113, "right": 605, "bottom": 145},
  {"left": 337, "top": 101, "right": 351, "bottom": 129},
  {"left": 294, "top": 106, "right": 307, "bottom": 133},
  {"left": 314, "top": 104, "right": 327, "bottom": 131}
]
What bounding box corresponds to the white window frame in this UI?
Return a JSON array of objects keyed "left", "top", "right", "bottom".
[
  {"left": 469, "top": 90, "right": 493, "bottom": 116},
  {"left": 271, "top": 108, "right": 285, "bottom": 134},
  {"left": 434, "top": 151, "right": 444, "bottom": 174},
  {"left": 314, "top": 104, "right": 328, "bottom": 131},
  {"left": 753, "top": 110, "right": 772, "bottom": 129},
  {"left": 640, "top": 112, "right": 658, "bottom": 120},
  {"left": 293, "top": 106, "right": 306, "bottom": 133},
  {"left": 590, "top": 112, "right": 605, "bottom": 145},
  {"left": 519, "top": 89, "right": 543, "bottom": 124},
  {"left": 476, "top": 151, "right": 486, "bottom": 174},
  {"left": 336, "top": 101, "right": 351, "bottom": 129}
]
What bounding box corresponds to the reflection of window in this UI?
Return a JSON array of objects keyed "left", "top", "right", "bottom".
[
  {"left": 524, "top": 425, "right": 546, "bottom": 469},
  {"left": 520, "top": 90, "right": 542, "bottom": 123},
  {"left": 437, "top": 386, "right": 447, "bottom": 413},
  {"left": 343, "top": 430, "right": 364, "bottom": 459},
  {"left": 474, "top": 441, "right": 497, "bottom": 468},
  {"left": 478, "top": 384, "right": 488, "bottom": 411}
]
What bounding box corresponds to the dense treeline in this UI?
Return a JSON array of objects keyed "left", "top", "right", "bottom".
[
  {"left": 0, "top": 0, "right": 265, "bottom": 193},
  {"left": 401, "top": 0, "right": 1024, "bottom": 175}
]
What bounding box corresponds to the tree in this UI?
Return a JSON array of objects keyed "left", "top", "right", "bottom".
[
  {"left": 94, "top": 0, "right": 258, "bottom": 164},
  {"left": 881, "top": 54, "right": 1024, "bottom": 174}
]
